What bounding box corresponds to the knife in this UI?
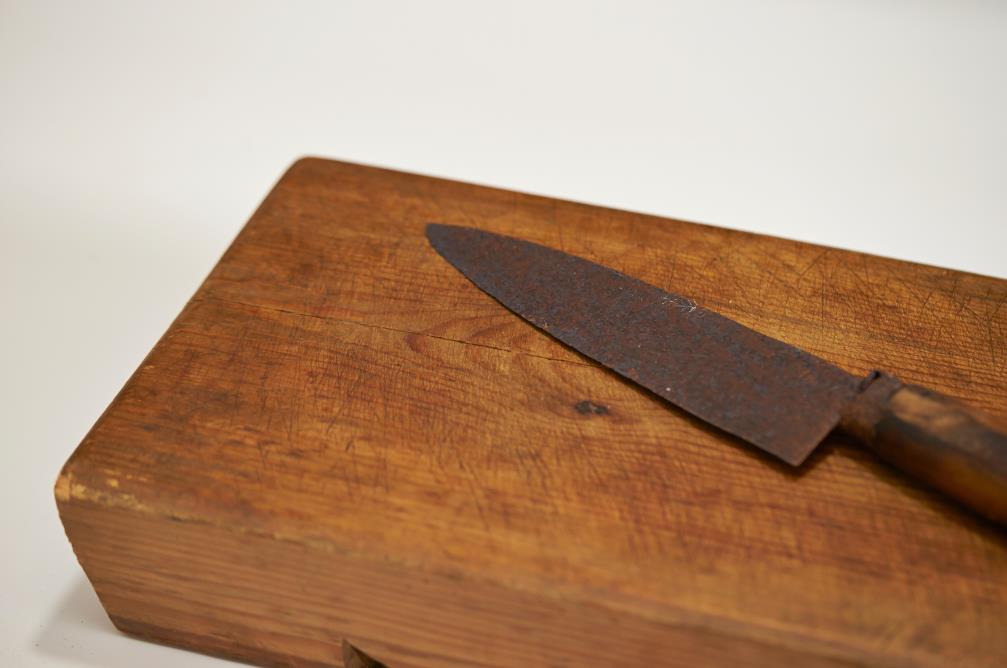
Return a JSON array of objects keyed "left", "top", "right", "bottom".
[{"left": 426, "top": 224, "right": 1007, "bottom": 526}]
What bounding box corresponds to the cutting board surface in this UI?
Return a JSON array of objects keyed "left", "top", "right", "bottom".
[{"left": 57, "top": 158, "right": 1007, "bottom": 667}]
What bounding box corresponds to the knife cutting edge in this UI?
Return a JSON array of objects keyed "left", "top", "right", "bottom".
[{"left": 426, "top": 224, "right": 1007, "bottom": 526}]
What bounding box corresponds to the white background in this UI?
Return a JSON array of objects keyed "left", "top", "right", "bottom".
[{"left": 2, "top": 2, "right": 1005, "bottom": 666}]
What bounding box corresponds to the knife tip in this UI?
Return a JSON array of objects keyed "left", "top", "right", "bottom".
[
  {"left": 425, "top": 223, "right": 480, "bottom": 256},
  {"left": 424, "top": 222, "right": 450, "bottom": 236}
]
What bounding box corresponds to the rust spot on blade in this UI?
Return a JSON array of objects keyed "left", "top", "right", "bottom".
[{"left": 426, "top": 224, "right": 862, "bottom": 465}]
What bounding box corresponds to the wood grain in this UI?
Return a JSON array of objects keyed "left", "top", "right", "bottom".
[{"left": 56, "top": 158, "right": 1007, "bottom": 667}]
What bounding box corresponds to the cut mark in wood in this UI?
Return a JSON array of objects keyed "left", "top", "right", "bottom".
[{"left": 342, "top": 639, "right": 389, "bottom": 668}]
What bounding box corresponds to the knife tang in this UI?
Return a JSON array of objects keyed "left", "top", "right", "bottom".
[{"left": 841, "top": 372, "right": 1007, "bottom": 525}]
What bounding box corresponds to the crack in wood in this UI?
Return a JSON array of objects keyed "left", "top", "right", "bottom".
[{"left": 191, "top": 295, "right": 597, "bottom": 369}]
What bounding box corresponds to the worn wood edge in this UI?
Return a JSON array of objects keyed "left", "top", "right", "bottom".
[
  {"left": 56, "top": 493, "right": 882, "bottom": 668},
  {"left": 286, "top": 156, "right": 1006, "bottom": 283},
  {"left": 50, "top": 157, "right": 284, "bottom": 500},
  {"left": 55, "top": 486, "right": 356, "bottom": 667}
]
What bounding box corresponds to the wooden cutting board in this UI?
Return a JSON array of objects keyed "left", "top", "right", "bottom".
[{"left": 56, "top": 158, "right": 1007, "bottom": 667}]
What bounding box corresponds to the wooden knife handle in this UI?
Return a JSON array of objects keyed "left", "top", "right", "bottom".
[{"left": 840, "top": 372, "right": 1007, "bottom": 526}]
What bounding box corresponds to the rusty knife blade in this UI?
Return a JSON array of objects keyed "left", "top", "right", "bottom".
[{"left": 426, "top": 224, "right": 863, "bottom": 465}]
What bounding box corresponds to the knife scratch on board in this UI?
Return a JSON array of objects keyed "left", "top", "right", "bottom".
[{"left": 342, "top": 639, "right": 389, "bottom": 668}]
